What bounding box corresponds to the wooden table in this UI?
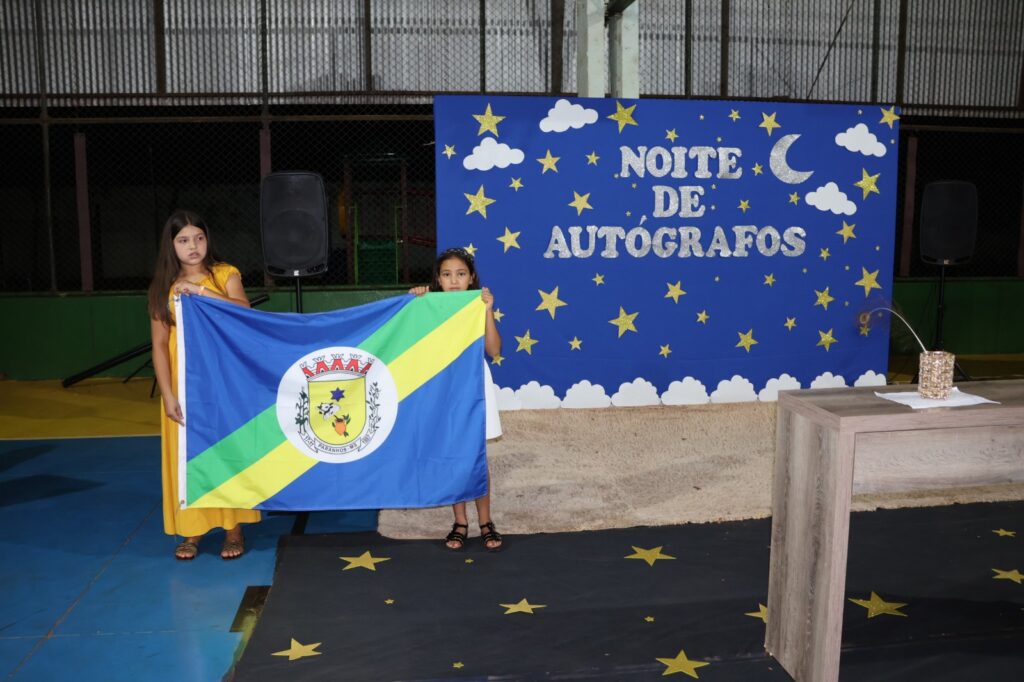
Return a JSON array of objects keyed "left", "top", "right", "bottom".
[{"left": 765, "top": 380, "right": 1024, "bottom": 681}]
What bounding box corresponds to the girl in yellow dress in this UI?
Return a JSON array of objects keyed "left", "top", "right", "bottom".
[{"left": 147, "top": 210, "right": 261, "bottom": 560}]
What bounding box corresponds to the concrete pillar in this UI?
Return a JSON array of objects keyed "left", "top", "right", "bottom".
[
  {"left": 576, "top": 0, "right": 605, "bottom": 97},
  {"left": 609, "top": 2, "right": 639, "bottom": 98}
]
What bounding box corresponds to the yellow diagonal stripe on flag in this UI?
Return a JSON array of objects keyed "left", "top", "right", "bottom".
[
  {"left": 390, "top": 297, "right": 483, "bottom": 400},
  {"left": 190, "top": 441, "right": 317, "bottom": 508}
]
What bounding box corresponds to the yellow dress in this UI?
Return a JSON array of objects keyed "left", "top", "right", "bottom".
[{"left": 161, "top": 263, "right": 261, "bottom": 536}]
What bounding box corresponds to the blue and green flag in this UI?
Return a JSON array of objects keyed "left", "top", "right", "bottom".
[{"left": 175, "top": 291, "right": 488, "bottom": 510}]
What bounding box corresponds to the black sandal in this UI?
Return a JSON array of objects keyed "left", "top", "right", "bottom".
[
  {"left": 480, "top": 521, "right": 503, "bottom": 552},
  {"left": 444, "top": 522, "right": 469, "bottom": 551}
]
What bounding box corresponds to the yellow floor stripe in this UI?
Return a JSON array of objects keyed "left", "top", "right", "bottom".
[
  {"left": 189, "top": 440, "right": 317, "bottom": 508},
  {"left": 389, "top": 298, "right": 484, "bottom": 400}
]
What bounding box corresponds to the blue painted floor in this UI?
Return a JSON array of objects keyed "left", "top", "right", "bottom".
[{"left": 0, "top": 437, "right": 376, "bottom": 682}]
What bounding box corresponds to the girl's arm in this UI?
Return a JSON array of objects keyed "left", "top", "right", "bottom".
[
  {"left": 481, "top": 287, "right": 502, "bottom": 358},
  {"left": 174, "top": 274, "right": 250, "bottom": 308},
  {"left": 150, "top": 318, "right": 184, "bottom": 425}
]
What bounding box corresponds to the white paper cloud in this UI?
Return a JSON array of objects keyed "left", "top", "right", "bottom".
[
  {"left": 539, "top": 98, "right": 599, "bottom": 133},
  {"left": 515, "top": 381, "right": 562, "bottom": 409},
  {"left": 810, "top": 372, "right": 847, "bottom": 389},
  {"left": 562, "top": 380, "right": 612, "bottom": 408},
  {"left": 611, "top": 378, "right": 661, "bottom": 407},
  {"left": 758, "top": 374, "right": 802, "bottom": 402},
  {"left": 835, "top": 123, "right": 886, "bottom": 157},
  {"left": 462, "top": 136, "right": 525, "bottom": 171},
  {"left": 854, "top": 369, "right": 887, "bottom": 387},
  {"left": 710, "top": 375, "right": 758, "bottom": 403},
  {"left": 805, "top": 182, "right": 857, "bottom": 216},
  {"left": 495, "top": 386, "right": 521, "bottom": 411},
  {"left": 660, "top": 377, "right": 710, "bottom": 405}
]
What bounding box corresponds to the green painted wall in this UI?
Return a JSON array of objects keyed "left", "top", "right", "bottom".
[{"left": 1, "top": 279, "right": 1021, "bottom": 381}]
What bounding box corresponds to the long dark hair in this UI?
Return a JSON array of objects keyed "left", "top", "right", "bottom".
[
  {"left": 429, "top": 247, "right": 480, "bottom": 292},
  {"left": 147, "top": 210, "right": 217, "bottom": 324}
]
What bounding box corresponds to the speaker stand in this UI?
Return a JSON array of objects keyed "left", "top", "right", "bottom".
[
  {"left": 294, "top": 277, "right": 304, "bottom": 313},
  {"left": 930, "top": 263, "right": 972, "bottom": 382},
  {"left": 290, "top": 276, "right": 309, "bottom": 533}
]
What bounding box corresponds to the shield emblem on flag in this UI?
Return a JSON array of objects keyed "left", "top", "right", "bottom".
[{"left": 308, "top": 376, "right": 366, "bottom": 447}]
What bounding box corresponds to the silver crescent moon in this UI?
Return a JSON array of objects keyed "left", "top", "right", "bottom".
[{"left": 769, "top": 133, "right": 814, "bottom": 184}]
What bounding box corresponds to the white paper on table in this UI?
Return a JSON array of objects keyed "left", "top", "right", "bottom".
[{"left": 874, "top": 387, "right": 1000, "bottom": 410}]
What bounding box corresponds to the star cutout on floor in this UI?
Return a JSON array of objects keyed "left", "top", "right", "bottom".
[
  {"left": 509, "top": 177, "right": 523, "bottom": 191},
  {"left": 464, "top": 185, "right": 495, "bottom": 218},
  {"left": 493, "top": 308, "right": 504, "bottom": 322},
  {"left": 515, "top": 330, "right": 538, "bottom": 354},
  {"left": 442, "top": 144, "right": 456, "bottom": 159},
  {"left": 752, "top": 163, "right": 763, "bottom": 175},
  {"left": 608, "top": 100, "right": 638, "bottom": 132},
  {"left": 473, "top": 103, "right": 505, "bottom": 136},
  {"left": 592, "top": 273, "right": 605, "bottom": 285},
  {"left": 849, "top": 592, "right": 907, "bottom": 618},
  {"left": 738, "top": 199, "right": 750, "bottom": 213},
  {"left": 656, "top": 649, "right": 710, "bottom": 678},
  {"left": 854, "top": 168, "right": 881, "bottom": 199},
  {"left": 490, "top": 354, "right": 504, "bottom": 366},
  {"left": 568, "top": 190, "right": 593, "bottom": 215},
  {"left": 665, "top": 281, "right": 686, "bottom": 303},
  {"left": 788, "top": 192, "right": 800, "bottom": 205},
  {"left": 500, "top": 598, "right": 547, "bottom": 614},
  {"left": 879, "top": 105, "right": 900, "bottom": 128},
  {"left": 819, "top": 247, "right": 831, "bottom": 261},
  {"left": 340, "top": 551, "right": 391, "bottom": 571},
  {"left": 764, "top": 273, "right": 775, "bottom": 287},
  {"left": 384, "top": 598, "right": 394, "bottom": 604},
  {"left": 696, "top": 310, "right": 709, "bottom": 324},
  {"left": 759, "top": 111, "right": 781, "bottom": 136},
  {"left": 536, "top": 149, "right": 560, "bottom": 173},
  {"left": 645, "top": 615, "right": 656, "bottom": 622},
  {"left": 330, "top": 387, "right": 345, "bottom": 401},
  {"left": 992, "top": 568, "right": 1024, "bottom": 584},
  {"left": 609, "top": 307, "right": 639, "bottom": 337},
  {"left": 814, "top": 287, "right": 835, "bottom": 310},
  {"left": 728, "top": 109, "right": 741, "bottom": 121},
  {"left": 745, "top": 603, "right": 768, "bottom": 623},
  {"left": 536, "top": 286, "right": 567, "bottom": 319},
  {"left": 625, "top": 545, "right": 676, "bottom": 566},
  {"left": 817, "top": 328, "right": 838, "bottom": 351},
  {"left": 586, "top": 150, "right": 600, "bottom": 165},
  {"left": 855, "top": 267, "right": 882, "bottom": 296},
  {"left": 659, "top": 344, "right": 672, "bottom": 358},
  {"left": 272, "top": 638, "right": 322, "bottom": 661},
  {"left": 452, "top": 662, "right": 464, "bottom": 669},
  {"left": 497, "top": 226, "right": 521, "bottom": 252},
  {"left": 465, "top": 558, "right": 474, "bottom": 563},
  {"left": 837, "top": 221, "right": 856, "bottom": 243},
  {"left": 784, "top": 317, "right": 797, "bottom": 330},
  {"left": 736, "top": 329, "right": 758, "bottom": 352},
  {"left": 569, "top": 336, "right": 582, "bottom": 350},
  {"left": 992, "top": 529, "right": 1017, "bottom": 537}
]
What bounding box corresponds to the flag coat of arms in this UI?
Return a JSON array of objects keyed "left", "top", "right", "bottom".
[{"left": 175, "top": 291, "right": 488, "bottom": 510}]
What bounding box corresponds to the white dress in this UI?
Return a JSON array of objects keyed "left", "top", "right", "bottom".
[{"left": 483, "top": 361, "right": 503, "bottom": 440}]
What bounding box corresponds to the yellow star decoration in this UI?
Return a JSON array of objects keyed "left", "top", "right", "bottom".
[
  {"left": 659, "top": 344, "right": 672, "bottom": 358},
  {"left": 384, "top": 598, "right": 395, "bottom": 604},
  {"left": 452, "top": 662, "right": 464, "bottom": 669},
  {"left": 814, "top": 287, "right": 835, "bottom": 310},
  {"left": 645, "top": 616, "right": 656, "bottom": 622},
  {"left": 569, "top": 336, "right": 582, "bottom": 350},
  {"left": 992, "top": 529, "right": 1016, "bottom": 537},
  {"left": 859, "top": 323, "right": 871, "bottom": 337},
  {"left": 497, "top": 227, "right": 521, "bottom": 252},
  {"left": 442, "top": 144, "right": 456, "bottom": 159},
  {"left": 459, "top": 246, "right": 475, "bottom": 260},
  {"left": 849, "top": 592, "right": 908, "bottom": 618},
  {"left": 464, "top": 185, "right": 495, "bottom": 218},
  {"left": 609, "top": 307, "right": 639, "bottom": 337},
  {"left": 515, "top": 330, "right": 538, "bottom": 354},
  {"left": 819, "top": 247, "right": 831, "bottom": 261},
  {"left": 728, "top": 109, "right": 741, "bottom": 121},
  {"left": 592, "top": 273, "right": 605, "bottom": 286},
  {"left": 788, "top": 192, "right": 800, "bottom": 205},
  {"left": 784, "top": 317, "right": 797, "bottom": 330},
  {"left": 472, "top": 103, "right": 505, "bottom": 136},
  {"left": 586, "top": 151, "right": 600, "bottom": 165},
  {"left": 854, "top": 168, "right": 881, "bottom": 199},
  {"left": 665, "top": 128, "right": 679, "bottom": 142},
  {"left": 764, "top": 273, "right": 776, "bottom": 287},
  {"left": 855, "top": 267, "right": 882, "bottom": 297},
  {"left": 665, "top": 281, "right": 687, "bottom": 303},
  {"left": 608, "top": 100, "right": 639, "bottom": 133},
  {"left": 340, "top": 551, "right": 391, "bottom": 571},
  {"left": 536, "top": 286, "right": 567, "bottom": 319},
  {"left": 656, "top": 649, "right": 710, "bottom": 678},
  {"left": 752, "top": 163, "right": 764, "bottom": 175},
  {"left": 625, "top": 546, "right": 676, "bottom": 566},
  {"left": 536, "top": 149, "right": 560, "bottom": 173},
  {"left": 490, "top": 353, "right": 504, "bottom": 366},
  {"left": 500, "top": 598, "right": 547, "bottom": 614},
  {"left": 493, "top": 308, "right": 504, "bottom": 322},
  {"left": 272, "top": 638, "right": 322, "bottom": 661},
  {"left": 745, "top": 603, "right": 768, "bottom": 624},
  {"left": 509, "top": 177, "right": 523, "bottom": 191},
  {"left": 738, "top": 199, "right": 750, "bottom": 213},
  {"left": 879, "top": 105, "right": 900, "bottom": 128},
  {"left": 736, "top": 329, "right": 758, "bottom": 352},
  {"left": 696, "top": 310, "right": 709, "bottom": 324},
  {"left": 759, "top": 111, "right": 781, "bottom": 136},
  {"left": 817, "top": 328, "right": 838, "bottom": 351},
  {"left": 992, "top": 568, "right": 1024, "bottom": 584},
  {"left": 837, "top": 221, "right": 857, "bottom": 243},
  {"left": 568, "top": 190, "right": 593, "bottom": 215}
]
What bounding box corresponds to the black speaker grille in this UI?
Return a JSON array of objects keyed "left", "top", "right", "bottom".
[
  {"left": 919, "top": 181, "right": 977, "bottom": 265},
  {"left": 260, "top": 172, "right": 329, "bottom": 277}
]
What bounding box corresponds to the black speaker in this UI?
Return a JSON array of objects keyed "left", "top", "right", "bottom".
[
  {"left": 919, "top": 180, "right": 977, "bottom": 265},
  {"left": 260, "top": 171, "right": 329, "bottom": 277}
]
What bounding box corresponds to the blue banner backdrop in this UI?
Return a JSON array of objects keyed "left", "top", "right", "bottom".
[{"left": 435, "top": 95, "right": 900, "bottom": 406}]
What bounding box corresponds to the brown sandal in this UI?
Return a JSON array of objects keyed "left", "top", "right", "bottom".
[
  {"left": 221, "top": 539, "right": 245, "bottom": 560},
  {"left": 175, "top": 540, "right": 198, "bottom": 561}
]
